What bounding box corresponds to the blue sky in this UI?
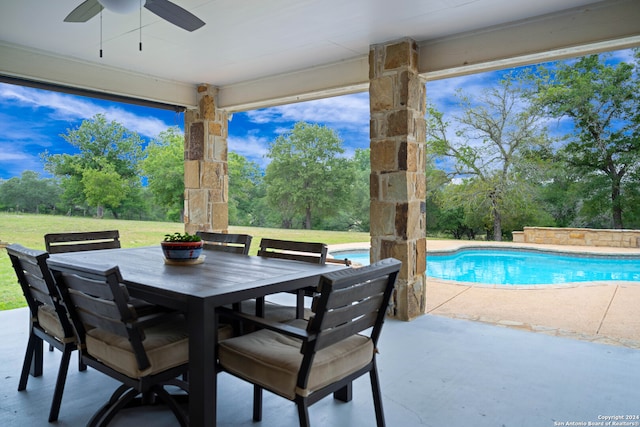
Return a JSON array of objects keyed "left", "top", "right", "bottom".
[{"left": 0, "top": 48, "right": 634, "bottom": 181}]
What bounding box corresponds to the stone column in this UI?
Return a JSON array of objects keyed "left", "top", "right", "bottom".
[
  {"left": 369, "top": 38, "right": 427, "bottom": 321},
  {"left": 183, "top": 84, "right": 229, "bottom": 234}
]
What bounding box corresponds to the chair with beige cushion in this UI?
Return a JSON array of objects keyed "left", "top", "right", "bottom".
[
  {"left": 252, "top": 238, "right": 329, "bottom": 321},
  {"left": 218, "top": 258, "right": 401, "bottom": 427},
  {"left": 196, "top": 231, "right": 252, "bottom": 255},
  {"left": 47, "top": 260, "right": 189, "bottom": 427},
  {"left": 44, "top": 230, "right": 165, "bottom": 319},
  {"left": 6, "top": 243, "right": 84, "bottom": 423},
  {"left": 44, "top": 230, "right": 121, "bottom": 254}
]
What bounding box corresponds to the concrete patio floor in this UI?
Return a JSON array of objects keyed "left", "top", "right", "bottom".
[{"left": 1, "top": 305, "right": 640, "bottom": 427}]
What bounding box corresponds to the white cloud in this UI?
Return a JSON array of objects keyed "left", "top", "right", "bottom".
[
  {"left": 0, "top": 146, "right": 47, "bottom": 178},
  {"left": 228, "top": 134, "right": 270, "bottom": 167},
  {"left": 246, "top": 92, "right": 370, "bottom": 134},
  {"left": 0, "top": 83, "right": 172, "bottom": 138},
  {"left": 100, "top": 106, "right": 173, "bottom": 138}
]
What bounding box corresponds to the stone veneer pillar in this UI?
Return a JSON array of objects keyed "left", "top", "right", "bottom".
[
  {"left": 183, "top": 84, "right": 229, "bottom": 234},
  {"left": 369, "top": 38, "right": 427, "bottom": 321}
]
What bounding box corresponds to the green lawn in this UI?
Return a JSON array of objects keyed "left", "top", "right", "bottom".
[{"left": 0, "top": 212, "right": 369, "bottom": 310}]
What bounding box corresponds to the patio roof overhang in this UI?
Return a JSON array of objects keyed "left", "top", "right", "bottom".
[{"left": 1, "top": 0, "right": 639, "bottom": 112}]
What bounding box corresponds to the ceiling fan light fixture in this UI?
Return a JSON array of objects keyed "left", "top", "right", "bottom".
[{"left": 97, "top": 0, "right": 145, "bottom": 14}]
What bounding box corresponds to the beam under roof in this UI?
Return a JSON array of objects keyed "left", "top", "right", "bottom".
[{"left": 1, "top": 0, "right": 638, "bottom": 112}]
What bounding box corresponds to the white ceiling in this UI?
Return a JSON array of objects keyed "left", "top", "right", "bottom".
[{"left": 1, "top": 0, "right": 639, "bottom": 110}]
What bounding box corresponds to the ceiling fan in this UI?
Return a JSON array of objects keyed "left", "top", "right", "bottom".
[{"left": 64, "top": 0, "right": 206, "bottom": 32}]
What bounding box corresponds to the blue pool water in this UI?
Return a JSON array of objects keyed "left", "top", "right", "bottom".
[{"left": 330, "top": 248, "right": 640, "bottom": 285}]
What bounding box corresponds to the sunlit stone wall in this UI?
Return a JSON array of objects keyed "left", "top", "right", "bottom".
[
  {"left": 369, "top": 38, "right": 427, "bottom": 321},
  {"left": 515, "top": 227, "right": 640, "bottom": 248},
  {"left": 183, "top": 84, "right": 228, "bottom": 234}
]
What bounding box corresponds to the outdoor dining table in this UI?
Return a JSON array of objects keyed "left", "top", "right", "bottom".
[{"left": 48, "top": 245, "right": 346, "bottom": 426}]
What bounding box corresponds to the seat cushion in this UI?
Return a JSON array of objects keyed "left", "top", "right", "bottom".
[
  {"left": 85, "top": 317, "right": 188, "bottom": 378},
  {"left": 218, "top": 319, "right": 374, "bottom": 400},
  {"left": 37, "top": 304, "right": 73, "bottom": 342},
  {"left": 218, "top": 323, "right": 234, "bottom": 341}
]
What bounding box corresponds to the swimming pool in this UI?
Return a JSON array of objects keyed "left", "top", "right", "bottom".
[{"left": 330, "top": 248, "right": 640, "bottom": 285}]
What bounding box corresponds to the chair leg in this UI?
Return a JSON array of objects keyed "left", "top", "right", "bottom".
[
  {"left": 253, "top": 384, "right": 262, "bottom": 421},
  {"left": 19, "top": 333, "right": 39, "bottom": 391},
  {"left": 370, "top": 365, "right": 386, "bottom": 427},
  {"left": 30, "top": 335, "right": 44, "bottom": 378},
  {"left": 333, "top": 382, "right": 352, "bottom": 402},
  {"left": 154, "top": 385, "right": 188, "bottom": 427},
  {"left": 296, "top": 290, "right": 305, "bottom": 319},
  {"left": 89, "top": 385, "right": 137, "bottom": 427},
  {"left": 296, "top": 400, "right": 310, "bottom": 427},
  {"left": 78, "top": 352, "right": 87, "bottom": 372},
  {"left": 48, "top": 345, "right": 73, "bottom": 422}
]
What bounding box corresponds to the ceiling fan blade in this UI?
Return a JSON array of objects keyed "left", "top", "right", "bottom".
[
  {"left": 144, "top": 0, "right": 205, "bottom": 32},
  {"left": 64, "top": 0, "right": 104, "bottom": 22}
]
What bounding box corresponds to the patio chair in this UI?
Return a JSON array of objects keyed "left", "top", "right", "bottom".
[
  {"left": 48, "top": 260, "right": 190, "bottom": 427},
  {"left": 254, "top": 238, "right": 329, "bottom": 320},
  {"left": 196, "top": 231, "right": 252, "bottom": 255},
  {"left": 44, "top": 230, "right": 121, "bottom": 254},
  {"left": 217, "top": 258, "right": 401, "bottom": 427},
  {"left": 45, "top": 229, "right": 166, "bottom": 319},
  {"left": 6, "top": 243, "right": 84, "bottom": 422}
]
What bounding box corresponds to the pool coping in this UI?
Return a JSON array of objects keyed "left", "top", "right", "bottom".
[{"left": 329, "top": 239, "right": 640, "bottom": 348}]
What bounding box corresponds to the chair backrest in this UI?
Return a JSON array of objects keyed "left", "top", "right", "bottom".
[
  {"left": 44, "top": 230, "right": 121, "bottom": 254},
  {"left": 258, "top": 238, "right": 328, "bottom": 265},
  {"left": 48, "top": 261, "right": 152, "bottom": 371},
  {"left": 304, "top": 257, "right": 400, "bottom": 362},
  {"left": 196, "top": 231, "right": 252, "bottom": 255},
  {"left": 6, "top": 244, "right": 75, "bottom": 339}
]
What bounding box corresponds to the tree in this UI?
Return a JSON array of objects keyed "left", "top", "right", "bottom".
[
  {"left": 81, "top": 162, "right": 129, "bottom": 217},
  {"left": 228, "top": 152, "right": 263, "bottom": 226},
  {"left": 532, "top": 52, "right": 640, "bottom": 229},
  {"left": 425, "top": 154, "right": 449, "bottom": 235},
  {"left": 0, "top": 171, "right": 61, "bottom": 213},
  {"left": 44, "top": 114, "right": 144, "bottom": 219},
  {"left": 427, "top": 76, "right": 551, "bottom": 240},
  {"left": 140, "top": 127, "right": 185, "bottom": 221},
  {"left": 264, "top": 122, "right": 353, "bottom": 229},
  {"left": 348, "top": 148, "right": 371, "bottom": 231}
]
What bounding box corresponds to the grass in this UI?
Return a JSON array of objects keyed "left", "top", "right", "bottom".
[{"left": 0, "top": 212, "right": 369, "bottom": 310}]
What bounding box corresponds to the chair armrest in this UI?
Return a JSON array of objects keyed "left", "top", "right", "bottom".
[
  {"left": 325, "top": 258, "right": 352, "bottom": 266},
  {"left": 217, "top": 306, "right": 311, "bottom": 341}
]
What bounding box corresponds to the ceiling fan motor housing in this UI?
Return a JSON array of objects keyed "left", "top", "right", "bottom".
[{"left": 97, "top": 0, "right": 145, "bottom": 14}]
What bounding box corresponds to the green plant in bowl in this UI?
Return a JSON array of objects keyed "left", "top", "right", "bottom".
[
  {"left": 161, "top": 232, "right": 203, "bottom": 261},
  {"left": 163, "top": 232, "right": 202, "bottom": 242}
]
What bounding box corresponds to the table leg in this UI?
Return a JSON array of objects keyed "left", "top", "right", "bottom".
[{"left": 188, "top": 298, "right": 217, "bottom": 426}]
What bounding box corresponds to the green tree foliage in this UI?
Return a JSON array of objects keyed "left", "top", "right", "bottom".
[
  {"left": 532, "top": 52, "right": 640, "bottom": 229},
  {"left": 0, "top": 171, "right": 61, "bottom": 213},
  {"left": 228, "top": 152, "right": 263, "bottom": 226},
  {"left": 347, "top": 148, "right": 371, "bottom": 231},
  {"left": 427, "top": 76, "right": 551, "bottom": 240},
  {"left": 140, "top": 127, "right": 185, "bottom": 221},
  {"left": 81, "top": 162, "right": 129, "bottom": 217},
  {"left": 44, "top": 114, "right": 144, "bottom": 218},
  {"left": 425, "top": 155, "right": 449, "bottom": 233},
  {"left": 264, "top": 122, "right": 354, "bottom": 229}
]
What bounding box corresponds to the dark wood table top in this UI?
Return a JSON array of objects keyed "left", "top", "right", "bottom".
[{"left": 49, "top": 245, "right": 344, "bottom": 308}]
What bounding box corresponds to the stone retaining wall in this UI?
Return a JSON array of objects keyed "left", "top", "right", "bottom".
[{"left": 512, "top": 227, "right": 640, "bottom": 248}]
